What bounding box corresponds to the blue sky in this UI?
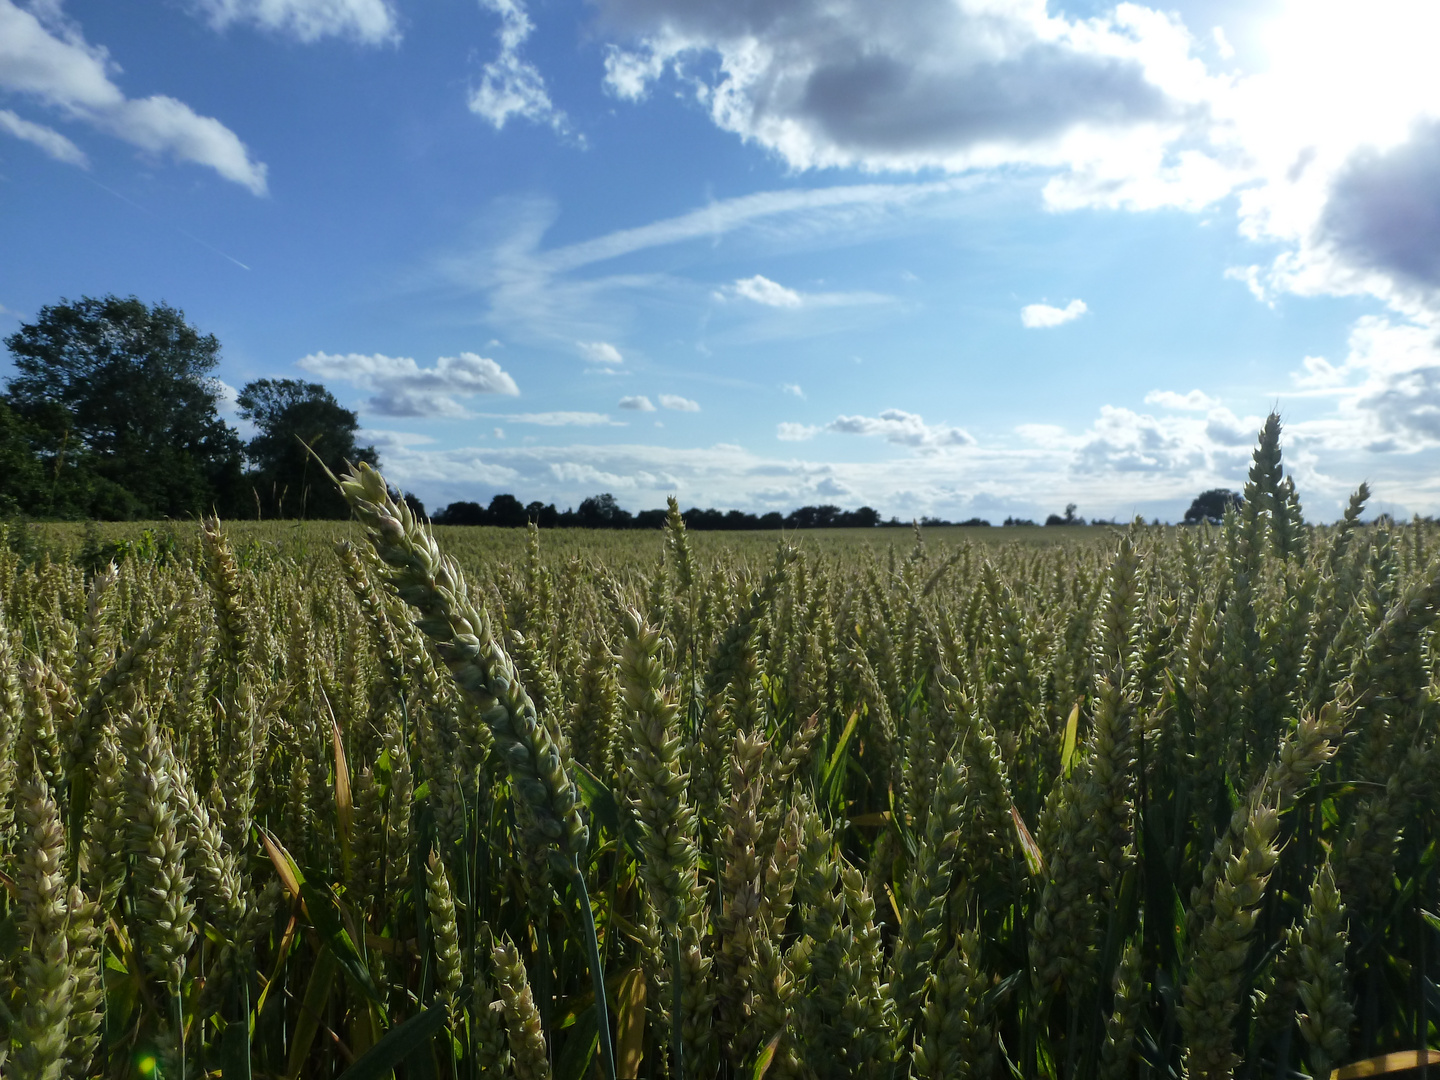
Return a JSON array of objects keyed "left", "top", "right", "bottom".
[{"left": 3, "top": 0, "right": 1440, "bottom": 521}]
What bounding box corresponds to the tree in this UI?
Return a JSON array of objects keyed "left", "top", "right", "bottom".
[
  {"left": 236, "top": 379, "right": 376, "bottom": 518},
  {"left": 488, "top": 494, "right": 528, "bottom": 527},
  {"left": 1046, "top": 503, "right": 1084, "bottom": 526},
  {"left": 577, "top": 493, "right": 633, "bottom": 528},
  {"left": 4, "top": 295, "right": 245, "bottom": 518},
  {"left": 525, "top": 501, "right": 560, "bottom": 528},
  {"left": 1183, "top": 488, "right": 1243, "bottom": 525}
]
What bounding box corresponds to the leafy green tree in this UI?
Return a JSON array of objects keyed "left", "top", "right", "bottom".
[
  {"left": 0, "top": 400, "right": 52, "bottom": 517},
  {"left": 3, "top": 295, "right": 244, "bottom": 518},
  {"left": 236, "top": 378, "right": 376, "bottom": 518},
  {"left": 577, "top": 492, "right": 633, "bottom": 528},
  {"left": 1183, "top": 488, "right": 1242, "bottom": 525}
]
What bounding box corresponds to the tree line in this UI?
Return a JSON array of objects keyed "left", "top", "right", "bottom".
[
  {"left": 1, "top": 295, "right": 1254, "bottom": 526},
  {"left": 430, "top": 493, "right": 898, "bottom": 530}
]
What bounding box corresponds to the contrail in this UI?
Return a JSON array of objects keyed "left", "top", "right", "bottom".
[{"left": 82, "top": 174, "right": 252, "bottom": 271}]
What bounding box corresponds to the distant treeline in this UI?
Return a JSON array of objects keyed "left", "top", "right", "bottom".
[{"left": 430, "top": 492, "right": 1008, "bottom": 530}]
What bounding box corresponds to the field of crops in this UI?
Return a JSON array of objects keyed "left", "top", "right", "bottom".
[{"left": 2, "top": 414, "right": 1437, "bottom": 1080}]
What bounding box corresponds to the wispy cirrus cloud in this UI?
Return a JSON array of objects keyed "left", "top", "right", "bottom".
[
  {"left": 476, "top": 410, "right": 625, "bottom": 426},
  {"left": 436, "top": 180, "right": 949, "bottom": 350}
]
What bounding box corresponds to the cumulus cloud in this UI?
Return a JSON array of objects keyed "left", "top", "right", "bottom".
[
  {"left": 468, "top": 0, "right": 566, "bottom": 132},
  {"left": 618, "top": 394, "right": 655, "bottom": 411},
  {"left": 343, "top": 377, "right": 1440, "bottom": 526},
  {"left": 1021, "top": 299, "right": 1088, "bottom": 328},
  {"left": 579, "top": 340, "right": 624, "bottom": 365},
  {"left": 1196, "top": 3, "right": 1440, "bottom": 323},
  {"left": 781, "top": 382, "right": 805, "bottom": 398},
  {"left": 594, "top": 0, "right": 1196, "bottom": 176},
  {"left": 1203, "top": 407, "right": 1255, "bottom": 447},
  {"left": 188, "top": 0, "right": 399, "bottom": 44},
  {"left": 1288, "top": 316, "right": 1440, "bottom": 452},
  {"left": 826, "top": 408, "right": 974, "bottom": 448},
  {"left": 777, "top": 421, "right": 819, "bottom": 441},
  {"left": 1074, "top": 405, "right": 1209, "bottom": 474},
  {"left": 731, "top": 275, "right": 802, "bottom": 308},
  {"left": 0, "top": 106, "right": 86, "bottom": 164},
  {"left": 0, "top": 1, "right": 266, "bottom": 192},
  {"left": 659, "top": 393, "right": 699, "bottom": 411},
  {"left": 1319, "top": 119, "right": 1440, "bottom": 301},
  {"left": 1211, "top": 26, "right": 1235, "bottom": 61},
  {"left": 589, "top": 0, "right": 1440, "bottom": 331},
  {"left": 297, "top": 350, "right": 520, "bottom": 418},
  {"left": 1145, "top": 389, "right": 1220, "bottom": 411}
]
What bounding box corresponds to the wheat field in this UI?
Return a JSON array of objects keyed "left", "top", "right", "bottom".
[{"left": 1, "top": 414, "right": 1436, "bottom": 1080}]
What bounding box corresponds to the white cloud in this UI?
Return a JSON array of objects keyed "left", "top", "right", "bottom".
[
  {"left": 593, "top": 0, "right": 1205, "bottom": 177},
  {"left": 1287, "top": 316, "right": 1440, "bottom": 452},
  {"left": 1211, "top": 26, "right": 1235, "bottom": 60},
  {"left": 0, "top": 0, "right": 266, "bottom": 192},
  {"left": 188, "top": 0, "right": 399, "bottom": 44},
  {"left": 297, "top": 350, "right": 520, "bottom": 417},
  {"left": 1144, "top": 389, "right": 1220, "bottom": 411},
  {"left": 618, "top": 394, "right": 655, "bottom": 411},
  {"left": 659, "top": 393, "right": 699, "bottom": 411},
  {"left": 468, "top": 0, "right": 566, "bottom": 132},
  {"left": 0, "top": 106, "right": 85, "bottom": 165},
  {"left": 358, "top": 427, "right": 437, "bottom": 449},
  {"left": 353, "top": 378, "right": 1440, "bottom": 525},
  {"left": 1203, "top": 407, "right": 1254, "bottom": 447},
  {"left": 437, "top": 180, "right": 963, "bottom": 350},
  {"left": 1193, "top": 3, "right": 1440, "bottom": 323},
  {"left": 478, "top": 411, "right": 624, "bottom": 426},
  {"left": 579, "top": 340, "right": 624, "bottom": 365},
  {"left": 826, "top": 408, "right": 974, "bottom": 449},
  {"left": 602, "top": 39, "right": 669, "bottom": 100},
  {"left": 1074, "top": 405, "right": 1227, "bottom": 474},
  {"left": 536, "top": 182, "right": 960, "bottom": 275},
  {"left": 717, "top": 273, "right": 891, "bottom": 310},
  {"left": 731, "top": 274, "right": 802, "bottom": 308},
  {"left": 777, "top": 421, "right": 819, "bottom": 441},
  {"left": 1015, "top": 423, "right": 1068, "bottom": 446},
  {"left": 781, "top": 382, "right": 805, "bottom": 398},
  {"left": 1021, "top": 299, "right": 1088, "bottom": 328},
  {"left": 591, "top": 0, "right": 1440, "bottom": 331}
]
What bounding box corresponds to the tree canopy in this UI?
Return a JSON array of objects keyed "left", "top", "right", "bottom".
[
  {"left": 236, "top": 378, "right": 376, "bottom": 519},
  {"left": 3, "top": 295, "right": 243, "bottom": 518},
  {"left": 1184, "top": 488, "right": 1243, "bottom": 525}
]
